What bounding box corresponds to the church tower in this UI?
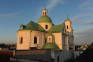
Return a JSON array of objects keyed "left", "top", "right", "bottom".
[
  {"left": 38, "top": 8, "right": 53, "bottom": 31},
  {"left": 42, "top": 8, "right": 48, "bottom": 16},
  {"left": 64, "top": 16, "right": 72, "bottom": 33},
  {"left": 64, "top": 16, "right": 72, "bottom": 51}
]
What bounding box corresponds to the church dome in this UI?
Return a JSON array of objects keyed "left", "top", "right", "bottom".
[
  {"left": 38, "top": 16, "right": 52, "bottom": 23},
  {"left": 42, "top": 42, "right": 59, "bottom": 50}
]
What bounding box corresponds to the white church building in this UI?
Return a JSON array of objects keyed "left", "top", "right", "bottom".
[{"left": 13, "top": 8, "right": 75, "bottom": 62}]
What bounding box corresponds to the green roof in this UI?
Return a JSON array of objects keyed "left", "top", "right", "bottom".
[
  {"left": 48, "top": 23, "right": 64, "bottom": 33},
  {"left": 43, "top": 8, "right": 47, "bottom": 11},
  {"left": 38, "top": 16, "right": 52, "bottom": 23},
  {"left": 64, "top": 16, "right": 71, "bottom": 22},
  {"left": 19, "top": 21, "right": 45, "bottom": 32},
  {"left": 42, "top": 42, "right": 60, "bottom": 50}
]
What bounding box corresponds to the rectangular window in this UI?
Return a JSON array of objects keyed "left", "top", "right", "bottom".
[
  {"left": 34, "top": 37, "right": 37, "bottom": 44},
  {"left": 20, "top": 37, "right": 23, "bottom": 44}
]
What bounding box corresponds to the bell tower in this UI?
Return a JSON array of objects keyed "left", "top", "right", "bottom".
[
  {"left": 38, "top": 8, "right": 53, "bottom": 31},
  {"left": 63, "top": 16, "right": 72, "bottom": 51},
  {"left": 64, "top": 16, "right": 72, "bottom": 32},
  {"left": 42, "top": 8, "right": 47, "bottom": 16}
]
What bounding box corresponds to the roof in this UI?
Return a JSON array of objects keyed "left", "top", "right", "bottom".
[
  {"left": 74, "top": 43, "right": 93, "bottom": 62},
  {"left": 19, "top": 20, "right": 65, "bottom": 33},
  {"left": 42, "top": 42, "right": 60, "bottom": 50},
  {"left": 43, "top": 8, "right": 47, "bottom": 11},
  {"left": 48, "top": 23, "right": 64, "bottom": 33},
  {"left": 64, "top": 16, "right": 71, "bottom": 22},
  {"left": 19, "top": 21, "right": 45, "bottom": 32},
  {"left": 38, "top": 16, "right": 52, "bottom": 23}
]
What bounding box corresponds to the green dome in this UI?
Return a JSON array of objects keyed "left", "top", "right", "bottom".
[
  {"left": 38, "top": 16, "right": 52, "bottom": 23},
  {"left": 42, "top": 42, "right": 59, "bottom": 50}
]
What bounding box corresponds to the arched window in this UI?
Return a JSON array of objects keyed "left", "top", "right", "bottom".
[
  {"left": 45, "top": 38, "right": 47, "bottom": 43},
  {"left": 34, "top": 36, "right": 37, "bottom": 44},
  {"left": 20, "top": 37, "right": 23, "bottom": 44},
  {"left": 67, "top": 25, "right": 68, "bottom": 29},
  {"left": 45, "top": 25, "right": 48, "bottom": 29}
]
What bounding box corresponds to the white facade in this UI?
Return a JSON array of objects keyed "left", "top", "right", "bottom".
[{"left": 16, "top": 8, "right": 75, "bottom": 62}]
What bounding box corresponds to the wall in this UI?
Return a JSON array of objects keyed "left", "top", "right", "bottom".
[
  {"left": 29, "top": 30, "right": 47, "bottom": 49},
  {"left": 54, "top": 51, "right": 62, "bottom": 62},
  {"left": 64, "top": 21, "right": 72, "bottom": 32},
  {"left": 38, "top": 22, "right": 52, "bottom": 31},
  {"left": 17, "top": 30, "right": 31, "bottom": 50},
  {"left": 17, "top": 30, "right": 49, "bottom": 50},
  {"left": 52, "top": 33, "right": 62, "bottom": 50},
  {"left": 14, "top": 50, "right": 52, "bottom": 62}
]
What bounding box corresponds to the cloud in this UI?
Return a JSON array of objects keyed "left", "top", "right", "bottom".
[
  {"left": 75, "top": 28, "right": 93, "bottom": 36},
  {"left": 46, "top": 0, "right": 65, "bottom": 10},
  {"left": 70, "top": 0, "right": 93, "bottom": 27},
  {"left": 71, "top": 13, "right": 93, "bottom": 25},
  {"left": 74, "top": 28, "right": 93, "bottom": 45},
  {"left": 0, "top": 13, "right": 17, "bottom": 19},
  {"left": 84, "top": 21, "right": 93, "bottom": 25},
  {"left": 71, "top": 13, "right": 90, "bottom": 23},
  {"left": 89, "top": 7, "right": 93, "bottom": 10},
  {"left": 79, "top": 0, "right": 93, "bottom": 10}
]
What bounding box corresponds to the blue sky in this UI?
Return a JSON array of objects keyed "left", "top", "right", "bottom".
[{"left": 0, "top": 0, "right": 93, "bottom": 45}]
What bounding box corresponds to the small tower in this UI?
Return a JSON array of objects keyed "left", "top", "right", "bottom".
[
  {"left": 42, "top": 8, "right": 48, "bottom": 16},
  {"left": 64, "top": 16, "right": 72, "bottom": 32},
  {"left": 63, "top": 16, "right": 72, "bottom": 51},
  {"left": 38, "top": 8, "right": 53, "bottom": 31}
]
